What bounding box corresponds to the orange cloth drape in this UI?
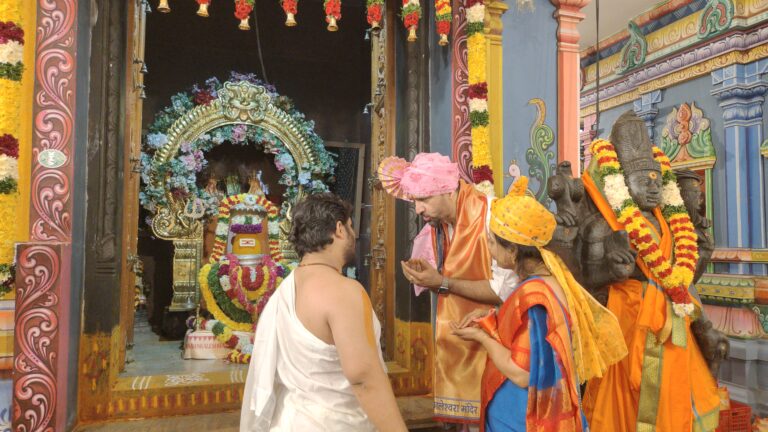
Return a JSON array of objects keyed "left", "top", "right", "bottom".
[
  {"left": 581, "top": 172, "right": 720, "bottom": 432},
  {"left": 431, "top": 181, "right": 492, "bottom": 424}
]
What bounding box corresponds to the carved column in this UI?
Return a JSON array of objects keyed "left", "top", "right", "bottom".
[
  {"left": 485, "top": 0, "right": 508, "bottom": 195},
  {"left": 550, "top": 0, "right": 590, "bottom": 176},
  {"left": 633, "top": 90, "right": 663, "bottom": 142},
  {"left": 15, "top": 0, "right": 82, "bottom": 430},
  {"left": 711, "top": 60, "right": 768, "bottom": 275}
]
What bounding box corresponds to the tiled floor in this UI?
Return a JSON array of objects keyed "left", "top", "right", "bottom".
[{"left": 122, "top": 314, "right": 247, "bottom": 377}]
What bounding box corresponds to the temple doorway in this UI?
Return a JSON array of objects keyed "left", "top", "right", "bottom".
[{"left": 75, "top": 0, "right": 432, "bottom": 422}]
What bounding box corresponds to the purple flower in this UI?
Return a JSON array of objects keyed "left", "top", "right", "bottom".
[
  {"left": 232, "top": 124, "right": 247, "bottom": 143},
  {"left": 230, "top": 223, "right": 263, "bottom": 234}
]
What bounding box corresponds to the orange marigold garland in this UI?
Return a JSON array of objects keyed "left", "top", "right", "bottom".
[
  {"left": 590, "top": 139, "right": 698, "bottom": 318},
  {"left": 435, "top": 0, "right": 451, "bottom": 46},
  {"left": 325, "top": 0, "right": 341, "bottom": 31},
  {"left": 402, "top": 0, "right": 422, "bottom": 42},
  {"left": 366, "top": 0, "right": 384, "bottom": 30},
  {"left": 234, "top": 0, "right": 255, "bottom": 30},
  {"left": 281, "top": 0, "right": 298, "bottom": 26}
]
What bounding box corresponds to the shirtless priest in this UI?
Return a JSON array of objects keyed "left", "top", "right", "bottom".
[{"left": 240, "top": 193, "right": 408, "bottom": 431}]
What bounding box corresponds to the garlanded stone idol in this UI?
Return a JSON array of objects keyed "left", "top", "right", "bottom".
[{"left": 546, "top": 111, "right": 727, "bottom": 432}]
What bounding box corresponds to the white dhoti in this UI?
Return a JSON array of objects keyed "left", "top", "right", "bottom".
[{"left": 240, "top": 272, "right": 383, "bottom": 431}]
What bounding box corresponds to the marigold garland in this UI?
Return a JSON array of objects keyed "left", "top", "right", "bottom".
[
  {"left": 366, "top": 0, "right": 384, "bottom": 30},
  {"left": 401, "top": 0, "right": 422, "bottom": 41},
  {"left": 590, "top": 139, "right": 698, "bottom": 318},
  {"left": 324, "top": 0, "right": 341, "bottom": 31},
  {"left": 465, "top": 0, "right": 493, "bottom": 196},
  {"left": 234, "top": 0, "right": 255, "bottom": 29},
  {"left": 0, "top": 2, "right": 21, "bottom": 296},
  {"left": 435, "top": 0, "right": 451, "bottom": 46},
  {"left": 281, "top": 0, "right": 298, "bottom": 26}
]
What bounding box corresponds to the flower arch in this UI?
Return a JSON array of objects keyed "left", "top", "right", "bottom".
[{"left": 140, "top": 73, "right": 336, "bottom": 240}]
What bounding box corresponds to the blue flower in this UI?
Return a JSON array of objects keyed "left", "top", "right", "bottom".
[
  {"left": 146, "top": 133, "right": 168, "bottom": 149},
  {"left": 298, "top": 172, "right": 311, "bottom": 185}
]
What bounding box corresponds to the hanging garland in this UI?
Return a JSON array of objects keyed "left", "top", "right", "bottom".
[
  {"left": 435, "top": 0, "right": 452, "bottom": 46},
  {"left": 235, "top": 0, "right": 255, "bottom": 30},
  {"left": 366, "top": 0, "right": 384, "bottom": 30},
  {"left": 401, "top": 0, "right": 422, "bottom": 41},
  {"left": 140, "top": 72, "right": 336, "bottom": 222},
  {"left": 466, "top": 0, "right": 493, "bottom": 196},
  {"left": 590, "top": 139, "right": 698, "bottom": 318},
  {"left": 209, "top": 193, "right": 282, "bottom": 263},
  {"left": 0, "top": 2, "right": 22, "bottom": 298},
  {"left": 196, "top": 0, "right": 211, "bottom": 17},
  {"left": 281, "top": 0, "right": 298, "bottom": 26},
  {"left": 324, "top": 0, "right": 341, "bottom": 31}
]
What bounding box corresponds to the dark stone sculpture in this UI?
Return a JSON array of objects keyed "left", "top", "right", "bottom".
[{"left": 546, "top": 110, "right": 728, "bottom": 378}]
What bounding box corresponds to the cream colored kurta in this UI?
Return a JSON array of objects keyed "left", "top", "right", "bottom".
[{"left": 240, "top": 272, "right": 383, "bottom": 431}]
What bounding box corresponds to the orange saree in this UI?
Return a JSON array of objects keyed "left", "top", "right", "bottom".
[
  {"left": 480, "top": 278, "right": 584, "bottom": 432},
  {"left": 581, "top": 173, "right": 720, "bottom": 432},
  {"left": 431, "top": 181, "right": 492, "bottom": 424}
]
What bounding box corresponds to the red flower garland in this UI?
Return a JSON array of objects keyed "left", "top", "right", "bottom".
[
  {"left": 324, "top": 0, "right": 341, "bottom": 29},
  {"left": 0, "top": 135, "right": 19, "bottom": 158},
  {"left": 366, "top": 2, "right": 383, "bottom": 28},
  {"left": 0, "top": 22, "right": 24, "bottom": 44}
]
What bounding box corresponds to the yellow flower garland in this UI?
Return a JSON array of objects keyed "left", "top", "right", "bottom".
[{"left": 198, "top": 263, "right": 253, "bottom": 332}]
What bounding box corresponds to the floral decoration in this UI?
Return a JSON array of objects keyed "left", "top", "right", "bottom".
[
  {"left": 435, "top": 0, "right": 452, "bottom": 46},
  {"left": 591, "top": 139, "right": 699, "bottom": 317},
  {"left": 402, "top": 0, "right": 422, "bottom": 41},
  {"left": 466, "top": 0, "right": 493, "bottom": 196},
  {"left": 0, "top": 1, "right": 22, "bottom": 298},
  {"left": 366, "top": 0, "right": 384, "bottom": 29},
  {"left": 139, "top": 72, "right": 336, "bottom": 223}
]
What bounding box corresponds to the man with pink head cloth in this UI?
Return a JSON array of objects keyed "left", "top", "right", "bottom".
[{"left": 378, "top": 153, "right": 517, "bottom": 429}]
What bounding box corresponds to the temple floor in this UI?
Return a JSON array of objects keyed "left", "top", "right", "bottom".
[
  {"left": 122, "top": 312, "right": 248, "bottom": 377},
  {"left": 75, "top": 399, "right": 439, "bottom": 431}
]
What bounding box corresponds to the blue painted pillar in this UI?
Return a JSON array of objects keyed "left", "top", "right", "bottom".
[
  {"left": 633, "top": 90, "right": 663, "bottom": 142},
  {"left": 711, "top": 60, "right": 768, "bottom": 275}
]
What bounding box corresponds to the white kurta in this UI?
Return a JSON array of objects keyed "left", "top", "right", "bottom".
[{"left": 240, "top": 272, "right": 383, "bottom": 431}]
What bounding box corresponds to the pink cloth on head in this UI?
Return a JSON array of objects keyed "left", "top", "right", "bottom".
[{"left": 400, "top": 153, "right": 460, "bottom": 199}]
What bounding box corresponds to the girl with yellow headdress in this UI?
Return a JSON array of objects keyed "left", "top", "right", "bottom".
[{"left": 451, "top": 177, "right": 627, "bottom": 432}]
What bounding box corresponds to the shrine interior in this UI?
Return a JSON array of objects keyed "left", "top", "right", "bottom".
[{"left": 130, "top": 0, "right": 372, "bottom": 374}]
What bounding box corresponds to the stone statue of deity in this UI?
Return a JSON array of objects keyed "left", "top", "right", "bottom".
[{"left": 546, "top": 111, "right": 727, "bottom": 431}]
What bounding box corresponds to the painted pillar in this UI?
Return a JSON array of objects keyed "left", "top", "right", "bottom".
[
  {"left": 486, "top": 0, "right": 508, "bottom": 196},
  {"left": 14, "top": 0, "right": 83, "bottom": 430},
  {"left": 633, "top": 90, "right": 663, "bottom": 142},
  {"left": 711, "top": 60, "right": 768, "bottom": 275},
  {"left": 550, "top": 0, "right": 590, "bottom": 176}
]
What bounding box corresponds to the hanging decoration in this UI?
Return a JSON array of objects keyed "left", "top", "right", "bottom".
[
  {"left": 196, "top": 0, "right": 211, "bottom": 17},
  {"left": 0, "top": 2, "right": 23, "bottom": 298},
  {"left": 235, "top": 0, "right": 255, "bottom": 30},
  {"left": 281, "top": 0, "right": 298, "bottom": 26},
  {"left": 465, "top": 0, "right": 493, "bottom": 195},
  {"left": 366, "top": 0, "right": 384, "bottom": 31},
  {"left": 158, "top": 0, "right": 171, "bottom": 13},
  {"left": 325, "top": 0, "right": 342, "bottom": 31},
  {"left": 401, "top": 0, "right": 422, "bottom": 41},
  {"left": 435, "top": 0, "right": 451, "bottom": 46}
]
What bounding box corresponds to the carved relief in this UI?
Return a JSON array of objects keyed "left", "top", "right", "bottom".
[
  {"left": 13, "top": 244, "right": 62, "bottom": 431},
  {"left": 30, "top": 0, "right": 78, "bottom": 242},
  {"left": 451, "top": 0, "right": 473, "bottom": 182}
]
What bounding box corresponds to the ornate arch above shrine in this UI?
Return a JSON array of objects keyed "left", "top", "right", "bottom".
[{"left": 145, "top": 79, "right": 333, "bottom": 241}]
